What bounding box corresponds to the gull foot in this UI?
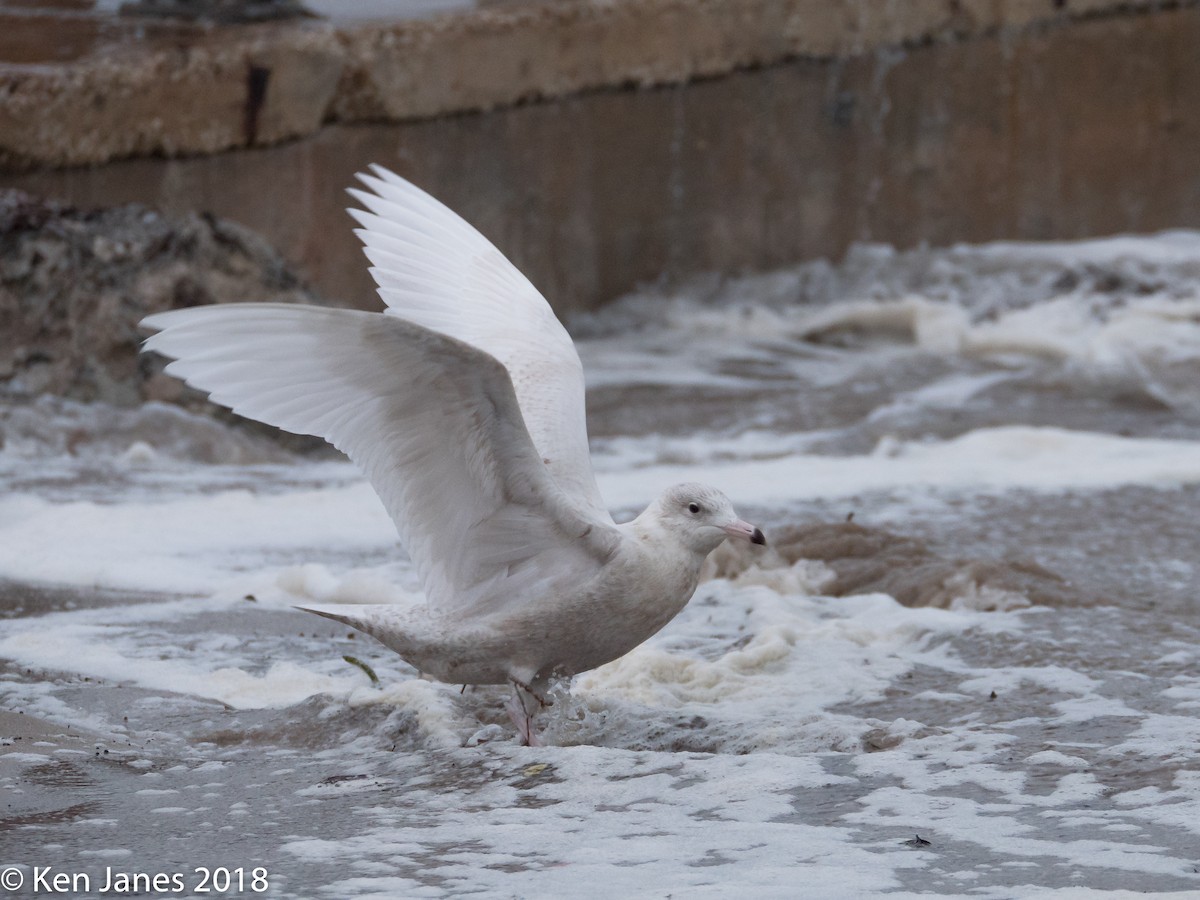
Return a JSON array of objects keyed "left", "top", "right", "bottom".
[{"left": 505, "top": 679, "right": 547, "bottom": 747}]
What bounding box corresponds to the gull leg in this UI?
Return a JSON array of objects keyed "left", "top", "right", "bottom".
[{"left": 505, "top": 679, "right": 546, "bottom": 747}]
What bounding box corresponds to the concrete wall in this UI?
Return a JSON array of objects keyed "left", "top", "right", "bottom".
[{"left": 4, "top": 1, "right": 1200, "bottom": 314}]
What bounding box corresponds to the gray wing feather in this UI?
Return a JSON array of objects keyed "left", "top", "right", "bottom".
[{"left": 142, "top": 303, "right": 618, "bottom": 616}]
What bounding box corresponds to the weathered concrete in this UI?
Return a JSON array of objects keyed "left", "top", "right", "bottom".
[
  {"left": 9, "top": 4, "right": 1200, "bottom": 315},
  {"left": 0, "top": 24, "right": 344, "bottom": 169},
  {"left": 0, "top": 0, "right": 1194, "bottom": 168}
]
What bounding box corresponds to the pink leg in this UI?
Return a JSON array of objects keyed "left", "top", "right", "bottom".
[{"left": 505, "top": 680, "right": 545, "bottom": 747}]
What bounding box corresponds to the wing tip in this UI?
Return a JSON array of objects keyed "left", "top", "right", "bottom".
[
  {"left": 139, "top": 312, "right": 169, "bottom": 336},
  {"left": 368, "top": 162, "right": 400, "bottom": 183}
]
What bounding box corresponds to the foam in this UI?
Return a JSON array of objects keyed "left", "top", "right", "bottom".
[
  {"left": 10, "top": 420, "right": 1197, "bottom": 598},
  {"left": 793, "top": 293, "right": 1200, "bottom": 376},
  {"left": 0, "top": 598, "right": 365, "bottom": 709},
  {"left": 0, "top": 477, "right": 397, "bottom": 593},
  {"left": 597, "top": 426, "right": 1200, "bottom": 511}
]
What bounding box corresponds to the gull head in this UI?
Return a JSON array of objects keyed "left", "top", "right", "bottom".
[{"left": 650, "top": 482, "right": 767, "bottom": 555}]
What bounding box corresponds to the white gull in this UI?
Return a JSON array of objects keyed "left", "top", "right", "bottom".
[{"left": 140, "top": 165, "right": 765, "bottom": 745}]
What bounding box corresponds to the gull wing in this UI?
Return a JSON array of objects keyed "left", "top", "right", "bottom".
[
  {"left": 142, "top": 304, "right": 620, "bottom": 616},
  {"left": 346, "top": 165, "right": 611, "bottom": 524}
]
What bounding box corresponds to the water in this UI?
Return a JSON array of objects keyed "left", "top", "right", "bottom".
[{"left": 2, "top": 234, "right": 1200, "bottom": 897}]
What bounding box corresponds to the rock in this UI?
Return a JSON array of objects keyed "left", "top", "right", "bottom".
[
  {"left": 0, "top": 189, "right": 320, "bottom": 406},
  {"left": 706, "top": 520, "right": 1082, "bottom": 609}
]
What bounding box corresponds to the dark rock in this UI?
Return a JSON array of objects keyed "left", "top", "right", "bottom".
[
  {"left": 0, "top": 189, "right": 321, "bottom": 407},
  {"left": 705, "top": 520, "right": 1083, "bottom": 609},
  {"left": 769, "top": 521, "right": 1078, "bottom": 609}
]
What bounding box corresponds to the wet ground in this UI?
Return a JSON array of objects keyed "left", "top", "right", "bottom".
[{"left": 3, "top": 235, "right": 1200, "bottom": 897}]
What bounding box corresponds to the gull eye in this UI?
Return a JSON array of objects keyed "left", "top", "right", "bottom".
[{"left": 687, "top": 502, "right": 701, "bottom": 514}]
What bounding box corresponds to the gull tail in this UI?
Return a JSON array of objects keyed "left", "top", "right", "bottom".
[
  {"left": 294, "top": 607, "right": 369, "bottom": 633},
  {"left": 294, "top": 603, "right": 434, "bottom": 676},
  {"left": 295, "top": 607, "right": 412, "bottom": 648}
]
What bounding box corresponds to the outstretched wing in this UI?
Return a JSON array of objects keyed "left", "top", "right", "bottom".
[
  {"left": 346, "top": 165, "right": 611, "bottom": 523},
  {"left": 142, "top": 304, "right": 619, "bottom": 616}
]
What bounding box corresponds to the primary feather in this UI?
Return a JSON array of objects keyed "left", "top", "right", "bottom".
[{"left": 349, "top": 165, "right": 607, "bottom": 522}]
